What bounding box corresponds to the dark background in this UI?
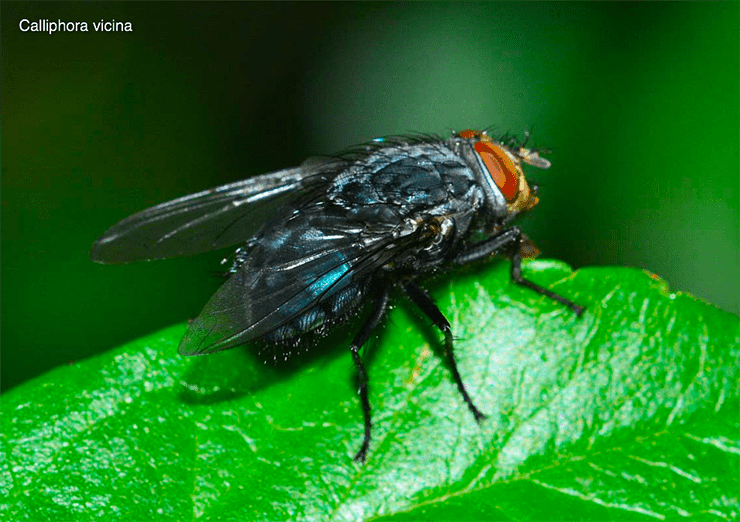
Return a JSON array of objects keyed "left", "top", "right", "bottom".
[{"left": 2, "top": 2, "right": 738, "bottom": 392}]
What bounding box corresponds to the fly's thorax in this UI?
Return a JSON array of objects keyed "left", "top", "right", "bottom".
[{"left": 453, "top": 129, "right": 550, "bottom": 222}]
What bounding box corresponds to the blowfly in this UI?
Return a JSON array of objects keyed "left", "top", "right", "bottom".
[{"left": 92, "top": 128, "right": 584, "bottom": 462}]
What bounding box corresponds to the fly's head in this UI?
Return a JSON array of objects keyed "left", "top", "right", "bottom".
[{"left": 457, "top": 129, "right": 551, "bottom": 217}]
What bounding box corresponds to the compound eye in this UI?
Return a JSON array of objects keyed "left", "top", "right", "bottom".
[
  {"left": 474, "top": 141, "right": 519, "bottom": 201},
  {"left": 459, "top": 129, "right": 481, "bottom": 139}
]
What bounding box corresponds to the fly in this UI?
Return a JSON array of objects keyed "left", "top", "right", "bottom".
[{"left": 91, "top": 128, "right": 584, "bottom": 462}]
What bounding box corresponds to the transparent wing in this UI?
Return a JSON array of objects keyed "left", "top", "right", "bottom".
[
  {"left": 91, "top": 163, "right": 337, "bottom": 263},
  {"left": 178, "top": 208, "right": 425, "bottom": 355}
]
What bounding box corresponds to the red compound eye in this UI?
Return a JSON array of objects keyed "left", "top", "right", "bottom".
[
  {"left": 459, "top": 129, "right": 481, "bottom": 139},
  {"left": 474, "top": 141, "right": 519, "bottom": 201}
]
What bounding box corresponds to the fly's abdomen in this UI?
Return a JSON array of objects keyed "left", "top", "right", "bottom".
[
  {"left": 247, "top": 205, "right": 374, "bottom": 344},
  {"left": 263, "top": 279, "right": 369, "bottom": 343}
]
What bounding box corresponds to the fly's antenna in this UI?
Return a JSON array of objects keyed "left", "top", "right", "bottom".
[{"left": 518, "top": 127, "right": 551, "bottom": 169}]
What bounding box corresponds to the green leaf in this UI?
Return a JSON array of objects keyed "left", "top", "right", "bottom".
[{"left": 2, "top": 260, "right": 738, "bottom": 521}]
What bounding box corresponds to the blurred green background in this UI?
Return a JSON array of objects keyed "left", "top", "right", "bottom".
[{"left": 2, "top": 2, "right": 738, "bottom": 392}]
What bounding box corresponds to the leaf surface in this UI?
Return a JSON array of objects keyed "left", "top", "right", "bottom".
[{"left": 2, "top": 260, "right": 738, "bottom": 521}]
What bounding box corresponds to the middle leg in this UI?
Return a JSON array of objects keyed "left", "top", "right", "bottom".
[{"left": 401, "top": 280, "right": 486, "bottom": 423}]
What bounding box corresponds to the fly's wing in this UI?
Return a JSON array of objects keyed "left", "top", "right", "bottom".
[
  {"left": 91, "top": 164, "right": 338, "bottom": 263},
  {"left": 178, "top": 207, "right": 425, "bottom": 355}
]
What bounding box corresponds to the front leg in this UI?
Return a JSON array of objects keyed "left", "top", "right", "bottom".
[{"left": 452, "top": 226, "right": 584, "bottom": 316}]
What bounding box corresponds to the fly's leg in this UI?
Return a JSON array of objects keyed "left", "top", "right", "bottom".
[
  {"left": 401, "top": 281, "right": 486, "bottom": 423},
  {"left": 509, "top": 238, "right": 584, "bottom": 315},
  {"left": 452, "top": 227, "right": 584, "bottom": 316},
  {"left": 451, "top": 228, "right": 521, "bottom": 266},
  {"left": 351, "top": 286, "right": 390, "bottom": 463}
]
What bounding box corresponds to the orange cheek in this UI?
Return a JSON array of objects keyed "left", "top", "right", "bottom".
[{"left": 474, "top": 142, "right": 519, "bottom": 201}]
